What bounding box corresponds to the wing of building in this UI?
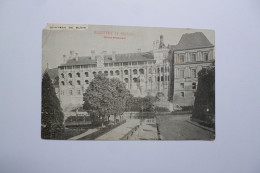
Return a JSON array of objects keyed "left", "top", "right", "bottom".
[{"left": 57, "top": 33, "right": 214, "bottom": 111}]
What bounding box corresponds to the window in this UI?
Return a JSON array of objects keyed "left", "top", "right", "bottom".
[
  {"left": 133, "top": 78, "right": 138, "bottom": 83},
  {"left": 68, "top": 73, "right": 72, "bottom": 78},
  {"left": 180, "top": 83, "right": 184, "bottom": 88},
  {"left": 77, "top": 80, "right": 81, "bottom": 85},
  {"left": 180, "top": 55, "right": 184, "bottom": 63},
  {"left": 124, "top": 70, "right": 128, "bottom": 75},
  {"left": 110, "top": 71, "right": 113, "bottom": 76},
  {"left": 179, "top": 69, "right": 184, "bottom": 78},
  {"left": 98, "top": 71, "right": 102, "bottom": 74},
  {"left": 133, "top": 69, "right": 137, "bottom": 75},
  {"left": 69, "top": 90, "right": 73, "bottom": 95},
  {"left": 191, "top": 69, "right": 196, "bottom": 78},
  {"left": 115, "top": 70, "right": 120, "bottom": 75},
  {"left": 114, "top": 63, "right": 119, "bottom": 66},
  {"left": 161, "top": 76, "right": 164, "bottom": 81},
  {"left": 138, "top": 61, "right": 144, "bottom": 65},
  {"left": 61, "top": 73, "right": 64, "bottom": 78},
  {"left": 76, "top": 72, "right": 80, "bottom": 77},
  {"left": 85, "top": 72, "right": 88, "bottom": 77},
  {"left": 157, "top": 68, "right": 160, "bottom": 73},
  {"left": 104, "top": 71, "right": 108, "bottom": 76},
  {"left": 204, "top": 53, "right": 209, "bottom": 61},
  {"left": 124, "top": 78, "right": 129, "bottom": 83},
  {"left": 192, "top": 82, "right": 197, "bottom": 89},
  {"left": 77, "top": 90, "right": 81, "bottom": 95},
  {"left": 181, "top": 92, "right": 184, "bottom": 97},
  {"left": 149, "top": 77, "right": 152, "bottom": 83},
  {"left": 132, "top": 62, "right": 137, "bottom": 65},
  {"left": 93, "top": 71, "right": 96, "bottom": 76},
  {"left": 85, "top": 80, "right": 89, "bottom": 84},
  {"left": 69, "top": 81, "right": 73, "bottom": 86},
  {"left": 139, "top": 69, "right": 144, "bottom": 74},
  {"left": 192, "top": 54, "right": 196, "bottom": 62},
  {"left": 61, "top": 81, "right": 65, "bottom": 86},
  {"left": 161, "top": 67, "right": 164, "bottom": 73},
  {"left": 123, "top": 62, "right": 128, "bottom": 66}
]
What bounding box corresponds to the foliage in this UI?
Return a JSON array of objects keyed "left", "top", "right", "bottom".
[
  {"left": 154, "top": 106, "right": 170, "bottom": 112},
  {"left": 83, "top": 74, "right": 131, "bottom": 125},
  {"left": 192, "top": 66, "right": 215, "bottom": 128},
  {"left": 41, "top": 71, "right": 64, "bottom": 139},
  {"left": 126, "top": 96, "right": 156, "bottom": 112}
]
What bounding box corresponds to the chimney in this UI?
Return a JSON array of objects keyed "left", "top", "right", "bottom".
[
  {"left": 91, "top": 50, "right": 95, "bottom": 60},
  {"left": 75, "top": 53, "right": 79, "bottom": 61},
  {"left": 69, "top": 50, "right": 74, "bottom": 59},
  {"left": 112, "top": 51, "right": 116, "bottom": 61},
  {"left": 63, "top": 55, "right": 67, "bottom": 64}
]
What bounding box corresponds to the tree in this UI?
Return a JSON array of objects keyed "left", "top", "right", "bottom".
[
  {"left": 110, "top": 78, "right": 131, "bottom": 124},
  {"left": 83, "top": 74, "right": 131, "bottom": 126},
  {"left": 41, "top": 71, "right": 64, "bottom": 139},
  {"left": 191, "top": 66, "right": 215, "bottom": 128},
  {"left": 83, "top": 74, "right": 114, "bottom": 127}
]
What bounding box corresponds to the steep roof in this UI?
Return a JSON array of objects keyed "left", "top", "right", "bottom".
[
  {"left": 173, "top": 32, "right": 214, "bottom": 51},
  {"left": 61, "top": 52, "right": 154, "bottom": 66}
]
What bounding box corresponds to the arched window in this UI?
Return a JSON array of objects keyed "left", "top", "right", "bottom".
[
  {"left": 85, "top": 72, "right": 88, "bottom": 77},
  {"left": 133, "top": 78, "right": 138, "bottom": 83},
  {"left": 110, "top": 71, "right": 114, "bottom": 76},
  {"left": 61, "top": 73, "right": 64, "bottom": 78},
  {"left": 68, "top": 73, "right": 72, "bottom": 78},
  {"left": 61, "top": 81, "right": 65, "bottom": 86},
  {"left": 77, "top": 80, "right": 81, "bottom": 85},
  {"left": 133, "top": 69, "right": 137, "bottom": 74},
  {"left": 139, "top": 69, "right": 144, "bottom": 74},
  {"left": 93, "top": 71, "right": 96, "bottom": 76},
  {"left": 124, "top": 78, "right": 129, "bottom": 83},
  {"left": 85, "top": 80, "right": 89, "bottom": 84},
  {"left": 104, "top": 71, "right": 108, "bottom": 76},
  {"left": 76, "top": 72, "right": 80, "bottom": 77},
  {"left": 115, "top": 70, "right": 120, "bottom": 75},
  {"left": 124, "top": 70, "right": 128, "bottom": 75}
]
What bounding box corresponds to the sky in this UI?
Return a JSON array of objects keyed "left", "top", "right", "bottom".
[{"left": 42, "top": 24, "right": 215, "bottom": 71}]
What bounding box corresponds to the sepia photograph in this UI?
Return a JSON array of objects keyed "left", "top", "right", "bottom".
[{"left": 42, "top": 24, "right": 215, "bottom": 140}]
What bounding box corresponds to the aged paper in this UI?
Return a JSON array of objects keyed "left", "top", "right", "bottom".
[{"left": 42, "top": 24, "right": 215, "bottom": 140}]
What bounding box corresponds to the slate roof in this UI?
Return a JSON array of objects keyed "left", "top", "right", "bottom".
[
  {"left": 172, "top": 32, "right": 214, "bottom": 51},
  {"left": 61, "top": 52, "right": 154, "bottom": 66}
]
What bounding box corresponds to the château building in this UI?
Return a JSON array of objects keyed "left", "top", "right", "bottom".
[{"left": 57, "top": 32, "right": 214, "bottom": 111}]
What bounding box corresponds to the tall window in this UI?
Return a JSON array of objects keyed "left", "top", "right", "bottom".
[
  {"left": 68, "top": 73, "right": 72, "bottom": 78},
  {"left": 124, "top": 70, "right": 128, "bottom": 75},
  {"left": 77, "top": 80, "right": 81, "bottom": 85},
  {"left": 181, "top": 92, "right": 184, "bottom": 97},
  {"left": 69, "top": 81, "right": 73, "bottom": 86},
  {"left": 161, "top": 76, "right": 164, "bottom": 81},
  {"left": 104, "top": 71, "right": 108, "bottom": 76},
  {"left": 133, "top": 78, "right": 138, "bottom": 83},
  {"left": 61, "top": 73, "right": 64, "bottom": 78},
  {"left": 133, "top": 69, "right": 137, "bottom": 75},
  {"left": 115, "top": 70, "right": 120, "bottom": 75},
  {"left": 180, "top": 55, "right": 185, "bottom": 63},
  {"left": 192, "top": 54, "right": 196, "bottom": 62},
  {"left": 85, "top": 72, "right": 88, "bottom": 77},
  {"left": 76, "top": 72, "right": 80, "bottom": 77},
  {"left": 180, "top": 83, "right": 184, "bottom": 88},
  {"left": 157, "top": 68, "right": 160, "bottom": 73},
  {"left": 124, "top": 78, "right": 129, "bottom": 83},
  {"left": 204, "top": 53, "right": 209, "bottom": 61},
  {"left": 192, "top": 82, "right": 196, "bottom": 89},
  {"left": 161, "top": 67, "right": 164, "bottom": 73},
  {"left": 179, "top": 69, "right": 184, "bottom": 78},
  {"left": 61, "top": 81, "right": 65, "bottom": 86},
  {"left": 149, "top": 68, "right": 152, "bottom": 74},
  {"left": 85, "top": 80, "right": 89, "bottom": 84},
  {"left": 93, "top": 71, "right": 96, "bottom": 76},
  {"left": 191, "top": 69, "right": 197, "bottom": 78}
]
